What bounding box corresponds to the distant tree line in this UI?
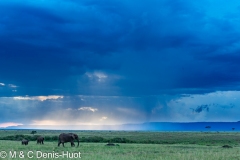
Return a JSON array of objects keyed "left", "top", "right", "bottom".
[{"left": 0, "top": 135, "right": 134, "bottom": 143}]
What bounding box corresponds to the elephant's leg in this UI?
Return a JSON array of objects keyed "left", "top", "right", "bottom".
[
  {"left": 62, "top": 143, "right": 65, "bottom": 147},
  {"left": 58, "top": 141, "right": 61, "bottom": 147},
  {"left": 71, "top": 142, "right": 75, "bottom": 147}
]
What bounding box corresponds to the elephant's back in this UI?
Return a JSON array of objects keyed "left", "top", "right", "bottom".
[{"left": 58, "top": 133, "right": 72, "bottom": 142}]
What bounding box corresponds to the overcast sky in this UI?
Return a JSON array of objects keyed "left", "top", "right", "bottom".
[{"left": 1, "top": 0, "right": 240, "bottom": 129}]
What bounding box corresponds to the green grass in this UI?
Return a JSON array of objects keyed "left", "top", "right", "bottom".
[
  {"left": 0, "top": 130, "right": 240, "bottom": 159},
  {"left": 1, "top": 141, "right": 240, "bottom": 160},
  {"left": 1, "top": 130, "right": 240, "bottom": 145}
]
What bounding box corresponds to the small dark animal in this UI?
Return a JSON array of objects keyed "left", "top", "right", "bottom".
[
  {"left": 222, "top": 145, "right": 232, "bottom": 148},
  {"left": 37, "top": 136, "right": 44, "bottom": 144},
  {"left": 58, "top": 133, "right": 79, "bottom": 147},
  {"left": 22, "top": 139, "right": 29, "bottom": 145},
  {"left": 105, "top": 143, "right": 119, "bottom": 146},
  {"left": 106, "top": 143, "right": 115, "bottom": 146}
]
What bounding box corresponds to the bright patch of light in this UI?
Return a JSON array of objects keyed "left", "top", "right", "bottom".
[
  {"left": 0, "top": 83, "right": 5, "bottom": 86},
  {"left": 95, "top": 72, "right": 107, "bottom": 79},
  {"left": 85, "top": 71, "right": 108, "bottom": 82},
  {"left": 0, "top": 122, "right": 23, "bottom": 128},
  {"left": 37, "top": 95, "right": 63, "bottom": 101},
  {"left": 78, "top": 107, "right": 98, "bottom": 112},
  {"left": 13, "top": 95, "right": 63, "bottom": 101},
  {"left": 8, "top": 84, "right": 17, "bottom": 88},
  {"left": 13, "top": 97, "right": 31, "bottom": 100},
  {"left": 31, "top": 120, "right": 60, "bottom": 125},
  {"left": 100, "top": 116, "right": 107, "bottom": 121}
]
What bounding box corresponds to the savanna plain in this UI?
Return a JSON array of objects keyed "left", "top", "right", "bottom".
[{"left": 0, "top": 130, "right": 240, "bottom": 160}]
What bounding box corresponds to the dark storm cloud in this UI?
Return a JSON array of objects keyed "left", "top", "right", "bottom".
[
  {"left": 1, "top": 0, "right": 240, "bottom": 97},
  {"left": 190, "top": 105, "right": 209, "bottom": 113}
]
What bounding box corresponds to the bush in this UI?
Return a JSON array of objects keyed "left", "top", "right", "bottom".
[
  {"left": 87, "top": 136, "right": 104, "bottom": 142},
  {"left": 52, "top": 135, "right": 58, "bottom": 141},
  {"left": 0, "top": 135, "right": 37, "bottom": 141},
  {"left": 0, "top": 135, "right": 139, "bottom": 144},
  {"left": 109, "top": 137, "right": 133, "bottom": 143}
]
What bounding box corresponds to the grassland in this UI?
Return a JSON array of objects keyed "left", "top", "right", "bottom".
[{"left": 0, "top": 130, "right": 240, "bottom": 159}]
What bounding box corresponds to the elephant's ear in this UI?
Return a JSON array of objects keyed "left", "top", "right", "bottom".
[{"left": 71, "top": 135, "right": 75, "bottom": 139}]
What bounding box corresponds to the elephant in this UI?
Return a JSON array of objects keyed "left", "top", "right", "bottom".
[
  {"left": 58, "top": 133, "right": 79, "bottom": 147},
  {"left": 37, "top": 136, "right": 44, "bottom": 144},
  {"left": 22, "top": 139, "right": 29, "bottom": 145}
]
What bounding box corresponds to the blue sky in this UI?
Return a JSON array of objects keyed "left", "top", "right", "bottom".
[{"left": 1, "top": 0, "right": 240, "bottom": 129}]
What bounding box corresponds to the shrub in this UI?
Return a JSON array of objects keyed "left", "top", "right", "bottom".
[
  {"left": 88, "top": 136, "right": 104, "bottom": 142},
  {"left": 109, "top": 137, "right": 133, "bottom": 143}
]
